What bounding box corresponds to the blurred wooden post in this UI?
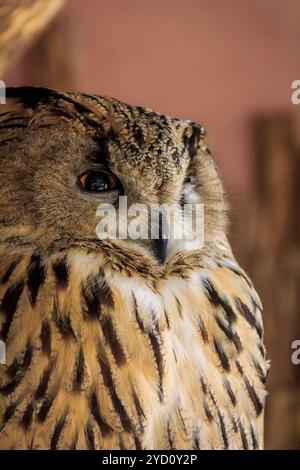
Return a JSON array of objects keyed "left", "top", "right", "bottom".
[
  {"left": 0, "top": 0, "right": 64, "bottom": 76},
  {"left": 233, "top": 115, "right": 300, "bottom": 449}
]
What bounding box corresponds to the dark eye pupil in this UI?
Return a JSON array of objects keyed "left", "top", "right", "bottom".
[{"left": 85, "top": 172, "right": 110, "bottom": 192}]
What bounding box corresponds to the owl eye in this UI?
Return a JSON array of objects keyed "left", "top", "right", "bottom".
[{"left": 78, "top": 171, "right": 121, "bottom": 193}]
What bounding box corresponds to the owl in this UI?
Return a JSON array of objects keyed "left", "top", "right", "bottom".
[{"left": 0, "top": 87, "right": 268, "bottom": 450}]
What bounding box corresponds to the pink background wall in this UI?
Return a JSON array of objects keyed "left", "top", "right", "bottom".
[{"left": 4, "top": 0, "right": 300, "bottom": 196}]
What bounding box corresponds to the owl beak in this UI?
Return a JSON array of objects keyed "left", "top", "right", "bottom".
[
  {"left": 152, "top": 212, "right": 169, "bottom": 264},
  {"left": 153, "top": 237, "right": 168, "bottom": 264}
]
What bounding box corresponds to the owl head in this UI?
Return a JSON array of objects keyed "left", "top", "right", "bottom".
[{"left": 0, "top": 87, "right": 227, "bottom": 273}]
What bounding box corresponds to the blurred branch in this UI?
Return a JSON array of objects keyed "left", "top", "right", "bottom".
[{"left": 0, "top": 0, "right": 64, "bottom": 76}]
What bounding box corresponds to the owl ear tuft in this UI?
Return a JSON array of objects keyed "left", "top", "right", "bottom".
[
  {"left": 0, "top": 87, "right": 72, "bottom": 144},
  {"left": 182, "top": 122, "right": 206, "bottom": 158},
  {"left": 0, "top": 86, "right": 66, "bottom": 123},
  {"left": 5, "top": 86, "right": 63, "bottom": 110},
  {"left": 1, "top": 87, "right": 110, "bottom": 135}
]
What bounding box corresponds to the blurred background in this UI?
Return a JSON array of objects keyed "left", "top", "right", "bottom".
[{"left": 1, "top": 0, "right": 300, "bottom": 449}]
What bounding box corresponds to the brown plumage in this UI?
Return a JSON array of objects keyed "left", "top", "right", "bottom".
[{"left": 0, "top": 87, "right": 268, "bottom": 449}]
